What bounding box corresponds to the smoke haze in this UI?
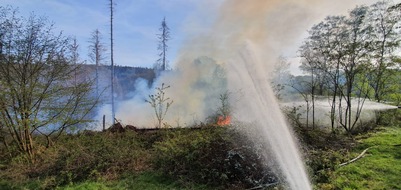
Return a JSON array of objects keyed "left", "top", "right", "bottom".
[{"left": 96, "top": 0, "right": 398, "bottom": 127}]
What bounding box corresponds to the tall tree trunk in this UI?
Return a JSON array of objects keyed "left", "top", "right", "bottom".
[{"left": 110, "top": 0, "right": 115, "bottom": 124}]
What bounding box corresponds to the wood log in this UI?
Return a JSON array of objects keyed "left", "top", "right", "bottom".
[{"left": 339, "top": 147, "right": 371, "bottom": 167}]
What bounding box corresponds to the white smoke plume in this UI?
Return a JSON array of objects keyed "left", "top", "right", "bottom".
[{"left": 96, "top": 0, "right": 395, "bottom": 128}]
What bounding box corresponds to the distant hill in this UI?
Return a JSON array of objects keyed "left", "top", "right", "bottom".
[{"left": 81, "top": 64, "right": 156, "bottom": 100}]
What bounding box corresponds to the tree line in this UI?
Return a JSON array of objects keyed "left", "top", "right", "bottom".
[{"left": 292, "top": 1, "right": 401, "bottom": 133}]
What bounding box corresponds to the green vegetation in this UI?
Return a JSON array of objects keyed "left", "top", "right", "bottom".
[
  {"left": 56, "top": 172, "right": 209, "bottom": 190},
  {"left": 0, "top": 126, "right": 277, "bottom": 189},
  {"left": 1, "top": 1, "right": 401, "bottom": 190},
  {"left": 288, "top": 0, "right": 401, "bottom": 133},
  {"left": 307, "top": 109, "right": 401, "bottom": 189},
  {"left": 0, "top": 6, "right": 99, "bottom": 161},
  {"left": 2, "top": 110, "right": 400, "bottom": 189},
  {"left": 330, "top": 127, "right": 401, "bottom": 190},
  {"left": 0, "top": 131, "right": 150, "bottom": 189}
]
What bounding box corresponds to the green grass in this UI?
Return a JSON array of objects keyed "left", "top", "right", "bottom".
[
  {"left": 58, "top": 182, "right": 109, "bottom": 190},
  {"left": 330, "top": 126, "right": 401, "bottom": 190},
  {"left": 57, "top": 172, "right": 212, "bottom": 190},
  {"left": 0, "top": 171, "right": 211, "bottom": 190}
]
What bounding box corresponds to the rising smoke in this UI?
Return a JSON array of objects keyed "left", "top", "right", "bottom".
[{"left": 97, "top": 0, "right": 389, "bottom": 127}]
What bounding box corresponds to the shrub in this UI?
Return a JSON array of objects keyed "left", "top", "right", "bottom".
[
  {"left": 1, "top": 131, "right": 151, "bottom": 189},
  {"left": 1, "top": 125, "right": 283, "bottom": 189},
  {"left": 152, "top": 126, "right": 277, "bottom": 189},
  {"left": 375, "top": 109, "right": 401, "bottom": 126}
]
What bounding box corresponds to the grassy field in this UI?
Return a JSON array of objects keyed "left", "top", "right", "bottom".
[{"left": 320, "top": 126, "right": 401, "bottom": 190}]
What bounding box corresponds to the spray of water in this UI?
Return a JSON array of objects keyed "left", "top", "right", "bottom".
[
  {"left": 226, "top": 42, "right": 311, "bottom": 189},
  {"left": 282, "top": 98, "right": 398, "bottom": 127}
]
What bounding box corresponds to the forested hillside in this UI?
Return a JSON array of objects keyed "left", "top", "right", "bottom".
[{"left": 82, "top": 64, "right": 156, "bottom": 100}]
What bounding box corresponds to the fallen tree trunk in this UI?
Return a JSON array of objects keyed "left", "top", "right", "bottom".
[{"left": 339, "top": 147, "right": 371, "bottom": 167}]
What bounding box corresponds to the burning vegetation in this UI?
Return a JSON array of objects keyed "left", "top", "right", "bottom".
[{"left": 217, "top": 115, "right": 231, "bottom": 126}]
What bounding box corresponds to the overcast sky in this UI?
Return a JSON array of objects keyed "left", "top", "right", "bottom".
[{"left": 2, "top": 0, "right": 400, "bottom": 71}]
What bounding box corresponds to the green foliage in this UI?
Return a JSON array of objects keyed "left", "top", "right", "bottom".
[
  {"left": 297, "top": 0, "right": 401, "bottom": 133},
  {"left": 0, "top": 131, "right": 150, "bottom": 189},
  {"left": 296, "top": 127, "right": 355, "bottom": 187},
  {"left": 292, "top": 108, "right": 401, "bottom": 189},
  {"left": 384, "top": 70, "right": 401, "bottom": 105},
  {"left": 375, "top": 109, "right": 401, "bottom": 126}
]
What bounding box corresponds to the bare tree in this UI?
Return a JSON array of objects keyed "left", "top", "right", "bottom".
[
  {"left": 288, "top": 76, "right": 313, "bottom": 128},
  {"left": 70, "top": 37, "right": 81, "bottom": 85},
  {"left": 88, "top": 29, "right": 107, "bottom": 96},
  {"left": 270, "top": 56, "right": 292, "bottom": 100},
  {"left": 299, "top": 40, "right": 323, "bottom": 129},
  {"left": 146, "top": 83, "right": 173, "bottom": 128},
  {"left": 0, "top": 7, "right": 98, "bottom": 160},
  {"left": 155, "top": 17, "right": 170, "bottom": 71}
]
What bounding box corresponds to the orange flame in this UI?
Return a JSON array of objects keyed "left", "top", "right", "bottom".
[{"left": 217, "top": 115, "right": 231, "bottom": 126}]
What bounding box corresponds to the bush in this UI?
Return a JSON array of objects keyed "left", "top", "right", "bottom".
[
  {"left": 1, "top": 131, "right": 151, "bottom": 189},
  {"left": 1, "top": 126, "right": 283, "bottom": 189},
  {"left": 294, "top": 127, "right": 356, "bottom": 186},
  {"left": 152, "top": 126, "right": 277, "bottom": 189},
  {"left": 375, "top": 109, "right": 401, "bottom": 126}
]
